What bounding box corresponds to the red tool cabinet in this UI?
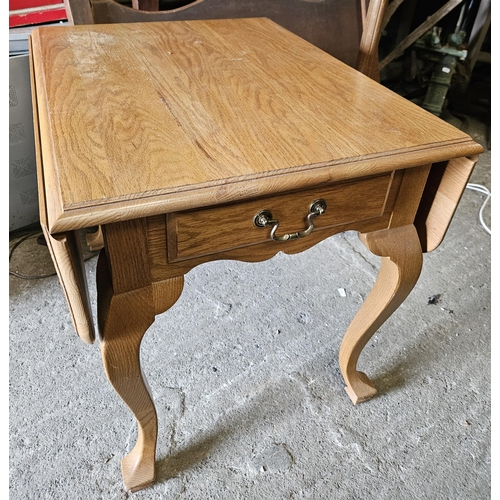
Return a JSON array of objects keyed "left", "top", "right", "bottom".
[{"left": 9, "top": 0, "right": 67, "bottom": 28}]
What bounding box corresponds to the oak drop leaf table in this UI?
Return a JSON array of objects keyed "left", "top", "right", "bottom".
[{"left": 29, "top": 18, "right": 483, "bottom": 492}]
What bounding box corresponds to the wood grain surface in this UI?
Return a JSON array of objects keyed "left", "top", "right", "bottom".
[
  {"left": 70, "top": 0, "right": 364, "bottom": 69},
  {"left": 30, "top": 18, "right": 482, "bottom": 233},
  {"left": 168, "top": 173, "right": 394, "bottom": 261}
]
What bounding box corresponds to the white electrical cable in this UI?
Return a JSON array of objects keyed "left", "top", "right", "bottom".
[{"left": 466, "top": 183, "right": 491, "bottom": 234}]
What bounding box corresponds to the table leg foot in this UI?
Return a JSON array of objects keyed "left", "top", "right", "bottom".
[
  {"left": 339, "top": 225, "right": 423, "bottom": 404},
  {"left": 121, "top": 450, "right": 155, "bottom": 493},
  {"left": 344, "top": 371, "right": 377, "bottom": 405}
]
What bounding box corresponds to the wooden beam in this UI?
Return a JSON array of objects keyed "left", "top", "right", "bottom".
[
  {"left": 466, "top": 0, "right": 491, "bottom": 73},
  {"left": 382, "top": 0, "right": 406, "bottom": 29},
  {"left": 380, "top": 0, "right": 465, "bottom": 69}
]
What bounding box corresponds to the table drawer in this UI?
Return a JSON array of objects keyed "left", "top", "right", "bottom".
[{"left": 167, "top": 173, "right": 396, "bottom": 262}]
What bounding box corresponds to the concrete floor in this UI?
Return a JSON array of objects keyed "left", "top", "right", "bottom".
[{"left": 9, "top": 116, "right": 491, "bottom": 499}]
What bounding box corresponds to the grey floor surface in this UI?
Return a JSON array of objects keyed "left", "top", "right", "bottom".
[{"left": 9, "top": 117, "right": 491, "bottom": 499}]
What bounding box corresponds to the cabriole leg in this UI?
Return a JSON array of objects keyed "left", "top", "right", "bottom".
[
  {"left": 339, "top": 225, "right": 423, "bottom": 404},
  {"left": 96, "top": 251, "right": 183, "bottom": 492}
]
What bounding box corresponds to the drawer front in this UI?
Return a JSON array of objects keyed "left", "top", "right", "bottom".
[{"left": 167, "top": 173, "right": 396, "bottom": 262}]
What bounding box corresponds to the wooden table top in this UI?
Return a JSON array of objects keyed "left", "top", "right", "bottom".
[{"left": 30, "top": 17, "right": 482, "bottom": 233}]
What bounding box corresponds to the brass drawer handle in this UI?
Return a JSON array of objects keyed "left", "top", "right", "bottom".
[{"left": 253, "top": 199, "right": 327, "bottom": 242}]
